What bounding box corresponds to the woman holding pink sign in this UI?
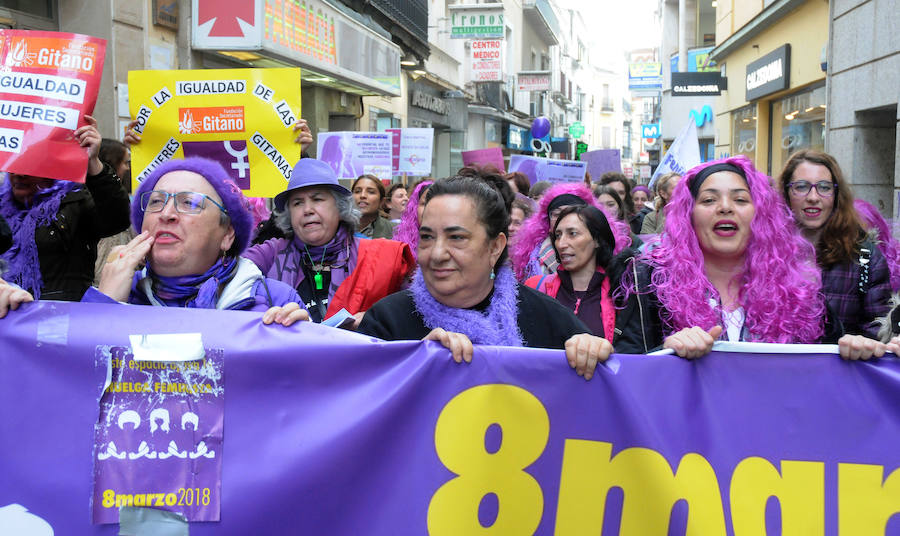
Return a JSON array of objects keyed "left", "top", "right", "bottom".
[{"left": 0, "top": 115, "right": 130, "bottom": 301}]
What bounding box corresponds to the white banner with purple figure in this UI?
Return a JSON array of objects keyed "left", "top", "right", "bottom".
[
  {"left": 509, "top": 155, "right": 587, "bottom": 185},
  {"left": 317, "top": 131, "right": 392, "bottom": 180}
]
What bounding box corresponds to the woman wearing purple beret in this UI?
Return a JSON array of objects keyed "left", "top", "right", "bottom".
[{"left": 85, "top": 157, "right": 308, "bottom": 326}]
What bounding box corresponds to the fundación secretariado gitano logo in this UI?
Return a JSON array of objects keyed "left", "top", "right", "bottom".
[
  {"left": 178, "top": 106, "right": 246, "bottom": 135},
  {"left": 3, "top": 37, "right": 99, "bottom": 74}
]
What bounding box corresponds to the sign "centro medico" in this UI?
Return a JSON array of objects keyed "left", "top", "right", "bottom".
[{"left": 745, "top": 44, "right": 791, "bottom": 101}]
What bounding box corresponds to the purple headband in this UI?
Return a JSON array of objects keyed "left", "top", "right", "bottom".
[{"left": 131, "top": 158, "right": 254, "bottom": 256}]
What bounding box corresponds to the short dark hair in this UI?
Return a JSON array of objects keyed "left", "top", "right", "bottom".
[
  {"left": 99, "top": 138, "right": 128, "bottom": 169},
  {"left": 458, "top": 163, "right": 514, "bottom": 214},
  {"left": 424, "top": 175, "right": 510, "bottom": 268},
  {"left": 551, "top": 205, "right": 615, "bottom": 268}
]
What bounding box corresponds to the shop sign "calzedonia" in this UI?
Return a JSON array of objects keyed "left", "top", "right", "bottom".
[{"left": 745, "top": 44, "right": 791, "bottom": 101}]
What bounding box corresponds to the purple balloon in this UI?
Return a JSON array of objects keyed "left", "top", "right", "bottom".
[{"left": 531, "top": 116, "right": 551, "bottom": 139}]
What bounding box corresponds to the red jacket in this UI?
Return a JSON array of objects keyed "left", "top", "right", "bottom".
[{"left": 326, "top": 238, "right": 415, "bottom": 319}]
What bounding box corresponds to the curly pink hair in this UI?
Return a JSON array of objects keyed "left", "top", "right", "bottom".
[
  {"left": 392, "top": 180, "right": 433, "bottom": 260},
  {"left": 636, "top": 155, "right": 824, "bottom": 343},
  {"left": 511, "top": 182, "right": 632, "bottom": 280}
]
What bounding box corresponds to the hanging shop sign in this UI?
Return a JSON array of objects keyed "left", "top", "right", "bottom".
[
  {"left": 517, "top": 71, "right": 551, "bottom": 92},
  {"left": 471, "top": 40, "right": 503, "bottom": 82},
  {"left": 628, "top": 62, "right": 662, "bottom": 91},
  {"left": 671, "top": 72, "right": 725, "bottom": 96},
  {"left": 448, "top": 5, "right": 504, "bottom": 39},
  {"left": 745, "top": 44, "right": 790, "bottom": 101}
]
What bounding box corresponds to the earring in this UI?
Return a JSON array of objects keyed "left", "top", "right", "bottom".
[{"left": 489, "top": 269, "right": 495, "bottom": 280}]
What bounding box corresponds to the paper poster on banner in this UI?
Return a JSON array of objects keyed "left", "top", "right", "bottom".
[
  {"left": 0, "top": 30, "right": 107, "bottom": 182},
  {"left": 317, "top": 131, "right": 392, "bottom": 180},
  {"left": 509, "top": 155, "right": 586, "bottom": 185},
  {"left": 462, "top": 147, "right": 505, "bottom": 172},
  {"left": 92, "top": 346, "right": 224, "bottom": 523},
  {"left": 580, "top": 149, "right": 621, "bottom": 178},
  {"left": 128, "top": 68, "right": 302, "bottom": 198},
  {"left": 394, "top": 128, "right": 433, "bottom": 175}
]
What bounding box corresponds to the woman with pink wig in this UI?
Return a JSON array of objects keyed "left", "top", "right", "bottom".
[
  {"left": 854, "top": 199, "right": 900, "bottom": 292},
  {"left": 511, "top": 183, "right": 632, "bottom": 280},
  {"left": 616, "top": 156, "right": 889, "bottom": 359},
  {"left": 392, "top": 180, "right": 432, "bottom": 261}
]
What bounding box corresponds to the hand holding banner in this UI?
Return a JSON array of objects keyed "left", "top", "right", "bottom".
[
  {"left": 128, "top": 68, "right": 302, "bottom": 198},
  {"left": 0, "top": 30, "right": 107, "bottom": 182}
]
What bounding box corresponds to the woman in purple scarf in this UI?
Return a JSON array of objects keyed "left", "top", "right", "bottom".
[
  {"left": 84, "top": 158, "right": 307, "bottom": 326},
  {"left": 0, "top": 115, "right": 130, "bottom": 301},
  {"left": 358, "top": 175, "right": 613, "bottom": 380},
  {"left": 244, "top": 159, "right": 414, "bottom": 325}
]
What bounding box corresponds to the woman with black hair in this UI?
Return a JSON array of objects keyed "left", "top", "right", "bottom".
[
  {"left": 525, "top": 205, "right": 633, "bottom": 340},
  {"left": 359, "top": 175, "right": 613, "bottom": 380}
]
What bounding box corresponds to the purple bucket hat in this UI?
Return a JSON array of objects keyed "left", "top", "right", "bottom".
[
  {"left": 274, "top": 158, "right": 351, "bottom": 211},
  {"left": 131, "top": 157, "right": 254, "bottom": 257}
]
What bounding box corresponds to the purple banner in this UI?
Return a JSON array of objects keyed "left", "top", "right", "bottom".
[
  {"left": 2, "top": 302, "right": 900, "bottom": 534},
  {"left": 182, "top": 140, "right": 251, "bottom": 190}
]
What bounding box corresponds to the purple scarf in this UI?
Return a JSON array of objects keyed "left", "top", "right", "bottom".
[
  {"left": 135, "top": 257, "right": 245, "bottom": 309},
  {"left": 410, "top": 265, "right": 524, "bottom": 347},
  {"left": 282, "top": 225, "right": 355, "bottom": 298},
  {"left": 0, "top": 176, "right": 79, "bottom": 299}
]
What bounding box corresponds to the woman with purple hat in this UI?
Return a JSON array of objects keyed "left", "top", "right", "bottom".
[
  {"left": 85, "top": 158, "right": 307, "bottom": 326},
  {"left": 243, "top": 158, "right": 414, "bottom": 324}
]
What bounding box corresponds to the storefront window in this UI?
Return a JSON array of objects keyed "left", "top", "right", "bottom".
[
  {"left": 770, "top": 85, "right": 826, "bottom": 173},
  {"left": 1, "top": 0, "right": 52, "bottom": 18},
  {"left": 731, "top": 105, "right": 757, "bottom": 163}
]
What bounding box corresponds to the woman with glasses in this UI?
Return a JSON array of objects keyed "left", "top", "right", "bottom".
[
  {"left": 777, "top": 150, "right": 891, "bottom": 338},
  {"left": 86, "top": 158, "right": 308, "bottom": 326}
]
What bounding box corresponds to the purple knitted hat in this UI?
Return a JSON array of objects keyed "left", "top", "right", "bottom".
[{"left": 131, "top": 157, "right": 254, "bottom": 256}]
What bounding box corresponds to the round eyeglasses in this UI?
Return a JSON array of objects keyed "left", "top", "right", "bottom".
[{"left": 140, "top": 191, "right": 227, "bottom": 214}]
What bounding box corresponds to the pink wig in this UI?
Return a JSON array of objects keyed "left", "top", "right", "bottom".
[
  {"left": 855, "top": 199, "right": 900, "bottom": 291},
  {"left": 392, "top": 180, "right": 432, "bottom": 260},
  {"left": 246, "top": 197, "right": 271, "bottom": 229},
  {"left": 511, "top": 182, "right": 632, "bottom": 280},
  {"left": 636, "top": 155, "right": 824, "bottom": 343}
]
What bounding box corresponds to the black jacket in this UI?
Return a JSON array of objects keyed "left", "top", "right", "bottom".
[{"left": 34, "top": 162, "right": 131, "bottom": 300}]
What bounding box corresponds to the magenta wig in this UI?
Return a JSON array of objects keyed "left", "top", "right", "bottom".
[
  {"left": 636, "top": 155, "right": 824, "bottom": 343},
  {"left": 855, "top": 199, "right": 900, "bottom": 291},
  {"left": 247, "top": 197, "right": 271, "bottom": 229},
  {"left": 392, "top": 180, "right": 433, "bottom": 260},
  {"left": 511, "top": 182, "right": 632, "bottom": 280}
]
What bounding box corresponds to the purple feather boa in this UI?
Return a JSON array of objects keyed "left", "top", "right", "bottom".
[
  {"left": 410, "top": 265, "right": 524, "bottom": 347},
  {"left": 0, "top": 176, "right": 79, "bottom": 298}
]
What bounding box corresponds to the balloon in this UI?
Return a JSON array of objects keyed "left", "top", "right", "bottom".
[{"left": 531, "top": 116, "right": 551, "bottom": 139}]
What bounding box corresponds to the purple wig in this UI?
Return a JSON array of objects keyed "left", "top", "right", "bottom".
[
  {"left": 632, "top": 185, "right": 651, "bottom": 196},
  {"left": 633, "top": 155, "right": 824, "bottom": 343},
  {"left": 511, "top": 182, "right": 632, "bottom": 280},
  {"left": 855, "top": 199, "right": 900, "bottom": 291},
  {"left": 392, "top": 180, "right": 432, "bottom": 260},
  {"left": 132, "top": 158, "right": 254, "bottom": 257}
]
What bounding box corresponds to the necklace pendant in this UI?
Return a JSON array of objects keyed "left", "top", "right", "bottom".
[{"left": 314, "top": 272, "right": 324, "bottom": 290}]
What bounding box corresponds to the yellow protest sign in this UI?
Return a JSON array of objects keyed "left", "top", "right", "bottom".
[{"left": 128, "top": 68, "right": 302, "bottom": 198}]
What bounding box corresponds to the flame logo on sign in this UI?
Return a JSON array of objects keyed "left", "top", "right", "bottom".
[
  {"left": 6, "top": 40, "right": 35, "bottom": 67},
  {"left": 179, "top": 110, "right": 198, "bottom": 134}
]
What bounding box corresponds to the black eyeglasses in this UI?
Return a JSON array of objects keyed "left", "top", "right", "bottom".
[
  {"left": 787, "top": 181, "right": 836, "bottom": 198},
  {"left": 140, "top": 191, "right": 227, "bottom": 214}
]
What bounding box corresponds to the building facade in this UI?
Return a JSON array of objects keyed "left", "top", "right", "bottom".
[
  {"left": 709, "top": 0, "right": 828, "bottom": 177},
  {"left": 825, "top": 0, "right": 899, "bottom": 215}
]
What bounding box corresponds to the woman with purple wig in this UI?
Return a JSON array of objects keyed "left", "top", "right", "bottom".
[
  {"left": 392, "top": 180, "right": 432, "bottom": 260},
  {"left": 616, "top": 156, "right": 888, "bottom": 359},
  {"left": 511, "top": 182, "right": 632, "bottom": 281}
]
